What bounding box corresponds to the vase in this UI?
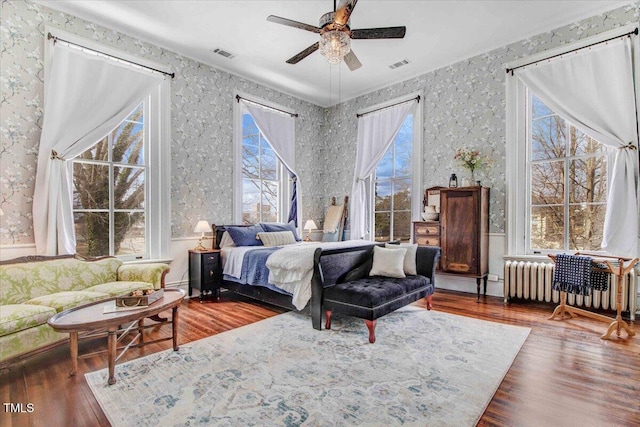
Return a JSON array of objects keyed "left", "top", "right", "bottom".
[
  {"left": 422, "top": 205, "right": 439, "bottom": 221},
  {"left": 470, "top": 169, "right": 475, "bottom": 183}
]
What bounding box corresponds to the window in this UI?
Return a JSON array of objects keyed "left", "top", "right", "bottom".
[
  {"left": 528, "top": 94, "right": 608, "bottom": 252},
  {"left": 241, "top": 112, "right": 281, "bottom": 224},
  {"left": 73, "top": 104, "right": 148, "bottom": 258},
  {"left": 44, "top": 28, "right": 171, "bottom": 261},
  {"left": 238, "top": 106, "right": 288, "bottom": 224},
  {"left": 506, "top": 26, "right": 638, "bottom": 257},
  {"left": 372, "top": 114, "right": 414, "bottom": 242}
]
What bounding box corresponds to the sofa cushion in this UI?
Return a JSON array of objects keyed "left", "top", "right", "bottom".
[
  {"left": 0, "top": 322, "right": 66, "bottom": 362},
  {"left": 343, "top": 258, "right": 373, "bottom": 283},
  {"left": 117, "top": 263, "right": 169, "bottom": 289},
  {"left": 325, "top": 276, "right": 431, "bottom": 309},
  {"left": 0, "top": 257, "right": 121, "bottom": 305},
  {"left": 86, "top": 281, "right": 154, "bottom": 297},
  {"left": 0, "top": 304, "right": 57, "bottom": 337},
  {"left": 25, "top": 291, "right": 109, "bottom": 313}
]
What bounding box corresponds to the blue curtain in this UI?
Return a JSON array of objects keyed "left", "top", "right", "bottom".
[{"left": 287, "top": 174, "right": 297, "bottom": 226}]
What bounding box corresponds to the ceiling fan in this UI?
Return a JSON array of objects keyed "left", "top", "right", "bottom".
[{"left": 267, "top": 0, "right": 406, "bottom": 71}]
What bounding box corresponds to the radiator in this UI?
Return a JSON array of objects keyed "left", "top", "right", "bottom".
[{"left": 503, "top": 260, "right": 637, "bottom": 320}]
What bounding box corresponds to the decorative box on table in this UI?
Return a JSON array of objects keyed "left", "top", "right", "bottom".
[{"left": 115, "top": 289, "right": 164, "bottom": 308}]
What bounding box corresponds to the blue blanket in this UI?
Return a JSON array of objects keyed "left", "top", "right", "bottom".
[
  {"left": 223, "top": 247, "right": 292, "bottom": 295},
  {"left": 552, "top": 254, "right": 592, "bottom": 296}
]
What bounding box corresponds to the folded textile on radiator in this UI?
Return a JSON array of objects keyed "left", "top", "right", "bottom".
[
  {"left": 590, "top": 262, "right": 609, "bottom": 292},
  {"left": 552, "top": 254, "right": 593, "bottom": 296}
]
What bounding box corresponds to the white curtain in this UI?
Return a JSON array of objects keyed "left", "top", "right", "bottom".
[
  {"left": 350, "top": 100, "right": 417, "bottom": 240},
  {"left": 33, "top": 42, "right": 164, "bottom": 255},
  {"left": 243, "top": 101, "right": 300, "bottom": 227},
  {"left": 515, "top": 36, "right": 639, "bottom": 257}
]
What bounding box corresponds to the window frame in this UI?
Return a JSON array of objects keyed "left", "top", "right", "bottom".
[
  {"left": 370, "top": 114, "right": 415, "bottom": 242},
  {"left": 240, "top": 111, "right": 287, "bottom": 224},
  {"left": 525, "top": 93, "right": 612, "bottom": 253},
  {"left": 233, "top": 93, "right": 293, "bottom": 225},
  {"left": 72, "top": 103, "right": 148, "bottom": 260},
  {"left": 46, "top": 27, "right": 171, "bottom": 262},
  {"left": 361, "top": 93, "right": 423, "bottom": 241},
  {"left": 504, "top": 26, "right": 635, "bottom": 256}
]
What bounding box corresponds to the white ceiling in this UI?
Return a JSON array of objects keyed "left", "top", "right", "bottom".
[{"left": 38, "top": 0, "right": 633, "bottom": 107}]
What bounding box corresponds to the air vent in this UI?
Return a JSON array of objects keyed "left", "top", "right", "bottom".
[
  {"left": 389, "top": 59, "right": 410, "bottom": 70},
  {"left": 212, "top": 48, "right": 236, "bottom": 59}
]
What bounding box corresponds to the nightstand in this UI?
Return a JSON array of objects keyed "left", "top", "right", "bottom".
[{"left": 188, "top": 249, "right": 222, "bottom": 302}]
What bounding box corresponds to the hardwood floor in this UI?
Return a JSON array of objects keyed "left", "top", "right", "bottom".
[{"left": 1, "top": 289, "right": 638, "bottom": 427}]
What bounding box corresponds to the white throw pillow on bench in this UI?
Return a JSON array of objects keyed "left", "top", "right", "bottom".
[
  {"left": 385, "top": 242, "right": 418, "bottom": 275},
  {"left": 370, "top": 245, "right": 407, "bottom": 278}
]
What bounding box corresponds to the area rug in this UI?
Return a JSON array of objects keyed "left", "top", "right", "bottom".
[{"left": 86, "top": 307, "right": 530, "bottom": 427}]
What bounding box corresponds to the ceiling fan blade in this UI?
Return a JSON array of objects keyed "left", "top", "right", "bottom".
[
  {"left": 267, "top": 15, "right": 320, "bottom": 33},
  {"left": 286, "top": 42, "right": 320, "bottom": 64},
  {"left": 334, "top": 0, "right": 358, "bottom": 26},
  {"left": 343, "top": 50, "right": 362, "bottom": 71},
  {"left": 351, "top": 26, "right": 406, "bottom": 39}
]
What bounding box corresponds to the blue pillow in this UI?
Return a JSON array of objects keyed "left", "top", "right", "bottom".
[
  {"left": 260, "top": 222, "right": 301, "bottom": 241},
  {"left": 226, "top": 225, "right": 264, "bottom": 247}
]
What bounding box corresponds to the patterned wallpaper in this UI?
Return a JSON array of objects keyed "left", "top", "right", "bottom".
[
  {"left": 1, "top": 0, "right": 639, "bottom": 246},
  {"left": 320, "top": 2, "right": 640, "bottom": 233},
  {"left": 0, "top": 0, "right": 326, "bottom": 245}
]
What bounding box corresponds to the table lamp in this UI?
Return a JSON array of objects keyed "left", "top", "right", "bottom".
[
  {"left": 193, "top": 220, "right": 212, "bottom": 251},
  {"left": 303, "top": 219, "right": 318, "bottom": 242}
]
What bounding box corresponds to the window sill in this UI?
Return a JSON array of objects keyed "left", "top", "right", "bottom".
[
  {"left": 503, "top": 254, "right": 553, "bottom": 263},
  {"left": 504, "top": 250, "right": 615, "bottom": 264},
  {"left": 124, "top": 258, "right": 173, "bottom": 265}
]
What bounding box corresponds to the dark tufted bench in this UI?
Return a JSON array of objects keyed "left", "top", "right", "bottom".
[{"left": 323, "top": 246, "right": 440, "bottom": 343}]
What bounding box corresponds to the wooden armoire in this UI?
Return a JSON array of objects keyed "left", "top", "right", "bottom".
[{"left": 439, "top": 187, "right": 489, "bottom": 299}]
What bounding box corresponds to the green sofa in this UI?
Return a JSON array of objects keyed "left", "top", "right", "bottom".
[{"left": 0, "top": 255, "right": 170, "bottom": 365}]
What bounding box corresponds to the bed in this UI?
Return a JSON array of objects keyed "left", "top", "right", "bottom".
[{"left": 213, "top": 224, "right": 377, "bottom": 330}]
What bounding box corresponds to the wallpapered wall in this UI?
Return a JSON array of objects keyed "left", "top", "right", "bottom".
[
  {"left": 319, "top": 2, "right": 640, "bottom": 234},
  {"left": 1, "top": 0, "right": 639, "bottom": 247},
  {"left": 0, "top": 0, "right": 326, "bottom": 246}
]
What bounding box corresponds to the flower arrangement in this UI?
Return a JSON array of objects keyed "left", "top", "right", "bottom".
[{"left": 454, "top": 148, "right": 485, "bottom": 181}]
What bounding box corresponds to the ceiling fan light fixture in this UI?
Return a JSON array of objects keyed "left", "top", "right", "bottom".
[{"left": 319, "top": 30, "right": 350, "bottom": 64}]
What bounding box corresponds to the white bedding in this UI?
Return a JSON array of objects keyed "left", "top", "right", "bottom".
[
  {"left": 266, "top": 243, "right": 322, "bottom": 310},
  {"left": 221, "top": 245, "right": 263, "bottom": 279},
  {"left": 221, "top": 240, "right": 373, "bottom": 310}
]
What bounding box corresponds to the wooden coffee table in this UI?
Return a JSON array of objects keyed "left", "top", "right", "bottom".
[{"left": 48, "top": 288, "right": 185, "bottom": 385}]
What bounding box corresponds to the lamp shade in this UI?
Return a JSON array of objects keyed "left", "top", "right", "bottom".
[
  {"left": 303, "top": 220, "right": 318, "bottom": 231},
  {"left": 193, "top": 220, "right": 212, "bottom": 234}
]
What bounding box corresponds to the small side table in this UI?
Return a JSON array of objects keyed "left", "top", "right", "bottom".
[
  {"left": 188, "top": 249, "right": 222, "bottom": 302},
  {"left": 48, "top": 289, "right": 185, "bottom": 385}
]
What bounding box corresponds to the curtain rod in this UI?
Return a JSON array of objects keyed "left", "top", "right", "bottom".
[
  {"left": 356, "top": 95, "right": 420, "bottom": 118},
  {"left": 47, "top": 32, "right": 175, "bottom": 79},
  {"left": 236, "top": 95, "right": 298, "bottom": 117},
  {"left": 506, "top": 27, "right": 638, "bottom": 75}
]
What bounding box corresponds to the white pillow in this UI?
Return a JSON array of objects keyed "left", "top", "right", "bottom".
[
  {"left": 219, "top": 231, "right": 236, "bottom": 248},
  {"left": 385, "top": 243, "right": 417, "bottom": 275},
  {"left": 256, "top": 231, "right": 297, "bottom": 247},
  {"left": 369, "top": 245, "right": 407, "bottom": 278}
]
